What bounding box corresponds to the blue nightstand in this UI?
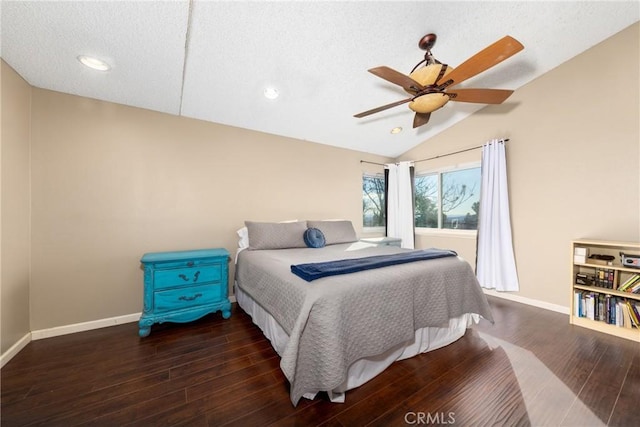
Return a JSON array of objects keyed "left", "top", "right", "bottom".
[{"left": 138, "top": 248, "right": 231, "bottom": 337}]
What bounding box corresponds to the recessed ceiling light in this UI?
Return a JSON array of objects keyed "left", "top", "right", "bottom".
[
  {"left": 77, "top": 55, "right": 111, "bottom": 71},
  {"left": 263, "top": 87, "right": 279, "bottom": 100},
  {"left": 390, "top": 127, "right": 403, "bottom": 134}
]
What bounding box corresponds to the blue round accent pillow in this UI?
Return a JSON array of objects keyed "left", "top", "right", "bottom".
[{"left": 304, "top": 227, "right": 326, "bottom": 248}]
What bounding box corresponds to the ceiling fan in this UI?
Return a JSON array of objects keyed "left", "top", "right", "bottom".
[{"left": 354, "top": 34, "right": 524, "bottom": 128}]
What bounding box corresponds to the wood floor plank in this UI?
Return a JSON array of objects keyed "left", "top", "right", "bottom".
[
  {"left": 76, "top": 390, "right": 188, "bottom": 427},
  {"left": 608, "top": 352, "right": 640, "bottom": 427},
  {"left": 185, "top": 354, "right": 281, "bottom": 401},
  {"left": 561, "top": 381, "right": 618, "bottom": 426},
  {"left": 206, "top": 383, "right": 304, "bottom": 426},
  {"left": 121, "top": 371, "right": 281, "bottom": 426},
  {"left": 2, "top": 370, "right": 171, "bottom": 418}
]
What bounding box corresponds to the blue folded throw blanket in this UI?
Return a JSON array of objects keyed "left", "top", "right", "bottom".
[{"left": 291, "top": 248, "right": 458, "bottom": 282}]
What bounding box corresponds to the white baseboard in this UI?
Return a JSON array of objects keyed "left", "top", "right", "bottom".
[
  {"left": 1, "top": 333, "right": 32, "bottom": 368},
  {"left": 482, "top": 289, "right": 570, "bottom": 315},
  {"left": 31, "top": 313, "right": 142, "bottom": 340}
]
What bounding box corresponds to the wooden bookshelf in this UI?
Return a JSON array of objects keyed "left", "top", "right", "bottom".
[{"left": 570, "top": 239, "right": 640, "bottom": 342}]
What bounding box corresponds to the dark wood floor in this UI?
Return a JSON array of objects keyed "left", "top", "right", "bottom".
[{"left": 1, "top": 296, "right": 639, "bottom": 426}]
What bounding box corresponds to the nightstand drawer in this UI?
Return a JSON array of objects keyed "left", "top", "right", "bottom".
[
  {"left": 154, "top": 264, "right": 222, "bottom": 290},
  {"left": 153, "top": 284, "right": 217, "bottom": 313},
  {"left": 151, "top": 258, "right": 215, "bottom": 269}
]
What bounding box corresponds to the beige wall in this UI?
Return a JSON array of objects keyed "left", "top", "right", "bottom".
[
  {"left": 29, "top": 89, "right": 390, "bottom": 330},
  {"left": 400, "top": 23, "right": 640, "bottom": 307},
  {"left": 1, "top": 62, "right": 32, "bottom": 353}
]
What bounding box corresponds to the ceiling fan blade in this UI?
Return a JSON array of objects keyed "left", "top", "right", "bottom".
[
  {"left": 413, "top": 112, "right": 431, "bottom": 128},
  {"left": 447, "top": 88, "right": 514, "bottom": 104},
  {"left": 354, "top": 97, "right": 413, "bottom": 118},
  {"left": 368, "top": 66, "right": 425, "bottom": 93},
  {"left": 437, "top": 36, "right": 524, "bottom": 90}
]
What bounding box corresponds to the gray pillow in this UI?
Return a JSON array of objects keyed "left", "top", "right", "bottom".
[
  {"left": 245, "top": 221, "right": 308, "bottom": 250},
  {"left": 306, "top": 220, "right": 357, "bottom": 245}
]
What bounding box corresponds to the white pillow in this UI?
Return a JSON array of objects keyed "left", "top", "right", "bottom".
[{"left": 237, "top": 227, "right": 249, "bottom": 249}]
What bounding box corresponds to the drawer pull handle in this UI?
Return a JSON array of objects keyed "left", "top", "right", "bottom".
[
  {"left": 179, "top": 293, "right": 202, "bottom": 302},
  {"left": 178, "top": 271, "right": 201, "bottom": 282}
]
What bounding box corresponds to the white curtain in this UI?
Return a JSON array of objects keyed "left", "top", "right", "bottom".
[
  {"left": 476, "top": 140, "right": 519, "bottom": 291},
  {"left": 386, "top": 161, "right": 415, "bottom": 249}
]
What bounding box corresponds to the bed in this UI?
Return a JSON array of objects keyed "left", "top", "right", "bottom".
[{"left": 234, "top": 220, "right": 493, "bottom": 406}]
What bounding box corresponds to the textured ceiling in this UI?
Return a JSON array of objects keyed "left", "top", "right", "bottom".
[{"left": 2, "top": 1, "right": 639, "bottom": 157}]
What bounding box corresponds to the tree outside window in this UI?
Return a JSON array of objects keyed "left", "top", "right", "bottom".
[
  {"left": 414, "top": 167, "right": 480, "bottom": 230},
  {"left": 414, "top": 174, "right": 438, "bottom": 228},
  {"left": 362, "top": 174, "right": 385, "bottom": 227}
]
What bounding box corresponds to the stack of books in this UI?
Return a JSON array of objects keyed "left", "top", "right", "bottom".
[
  {"left": 595, "top": 268, "right": 615, "bottom": 288},
  {"left": 619, "top": 273, "right": 640, "bottom": 293}
]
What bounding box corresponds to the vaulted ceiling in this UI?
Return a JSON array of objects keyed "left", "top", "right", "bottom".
[{"left": 2, "top": 1, "right": 638, "bottom": 157}]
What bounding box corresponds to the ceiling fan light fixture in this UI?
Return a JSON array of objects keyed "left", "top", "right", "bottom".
[
  {"left": 263, "top": 87, "right": 279, "bottom": 100},
  {"left": 77, "top": 55, "right": 111, "bottom": 71},
  {"left": 409, "top": 93, "right": 450, "bottom": 114},
  {"left": 390, "top": 127, "right": 403, "bottom": 134}
]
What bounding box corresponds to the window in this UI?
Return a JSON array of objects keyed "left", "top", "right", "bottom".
[
  {"left": 362, "top": 173, "right": 385, "bottom": 228},
  {"left": 414, "top": 165, "right": 481, "bottom": 230}
]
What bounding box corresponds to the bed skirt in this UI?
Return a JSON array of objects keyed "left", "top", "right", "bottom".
[{"left": 234, "top": 282, "right": 479, "bottom": 403}]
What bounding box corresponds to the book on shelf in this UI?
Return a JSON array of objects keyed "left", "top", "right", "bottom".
[
  {"left": 609, "top": 269, "right": 614, "bottom": 289},
  {"left": 598, "top": 294, "right": 606, "bottom": 322},
  {"left": 626, "top": 300, "right": 640, "bottom": 327},
  {"left": 597, "top": 269, "right": 605, "bottom": 287},
  {"left": 608, "top": 295, "right": 616, "bottom": 325},
  {"left": 620, "top": 302, "right": 633, "bottom": 329},
  {"left": 630, "top": 302, "right": 640, "bottom": 324}
]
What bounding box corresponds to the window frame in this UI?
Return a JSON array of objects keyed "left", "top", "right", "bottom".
[{"left": 414, "top": 161, "right": 481, "bottom": 238}]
